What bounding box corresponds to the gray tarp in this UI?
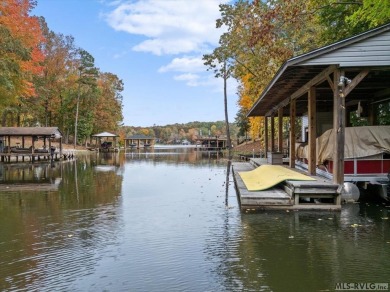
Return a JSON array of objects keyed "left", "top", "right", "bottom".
[{"left": 296, "top": 126, "right": 390, "bottom": 165}]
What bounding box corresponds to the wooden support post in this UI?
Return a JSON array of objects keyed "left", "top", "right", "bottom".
[
  {"left": 289, "top": 99, "right": 296, "bottom": 168},
  {"left": 368, "top": 103, "right": 376, "bottom": 125},
  {"left": 270, "top": 116, "right": 275, "bottom": 153},
  {"left": 264, "top": 116, "right": 268, "bottom": 158},
  {"left": 333, "top": 69, "right": 345, "bottom": 184},
  {"left": 308, "top": 87, "right": 317, "bottom": 175},
  {"left": 278, "top": 108, "right": 283, "bottom": 153}
]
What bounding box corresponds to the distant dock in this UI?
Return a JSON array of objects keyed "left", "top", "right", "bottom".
[{"left": 232, "top": 160, "right": 341, "bottom": 211}]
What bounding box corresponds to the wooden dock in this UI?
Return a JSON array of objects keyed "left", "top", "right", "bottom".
[
  {"left": 232, "top": 161, "right": 341, "bottom": 211},
  {"left": 0, "top": 150, "right": 75, "bottom": 163},
  {"left": 0, "top": 152, "right": 62, "bottom": 163}
]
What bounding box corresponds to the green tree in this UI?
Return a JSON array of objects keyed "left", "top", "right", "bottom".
[
  {"left": 0, "top": 25, "right": 30, "bottom": 110},
  {"left": 309, "top": 0, "right": 390, "bottom": 46},
  {"left": 73, "top": 49, "right": 98, "bottom": 148},
  {"left": 235, "top": 107, "right": 250, "bottom": 139},
  {"left": 93, "top": 72, "right": 124, "bottom": 133},
  {"left": 33, "top": 18, "right": 77, "bottom": 128},
  {"left": 347, "top": 0, "right": 390, "bottom": 30},
  {"left": 377, "top": 102, "right": 390, "bottom": 125}
]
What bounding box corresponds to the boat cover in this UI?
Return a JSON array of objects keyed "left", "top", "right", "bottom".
[
  {"left": 238, "top": 165, "right": 316, "bottom": 191},
  {"left": 296, "top": 126, "right": 390, "bottom": 165}
]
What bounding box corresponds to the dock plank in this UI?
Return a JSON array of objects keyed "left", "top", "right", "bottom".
[
  {"left": 232, "top": 163, "right": 293, "bottom": 209},
  {"left": 232, "top": 162, "right": 341, "bottom": 211}
]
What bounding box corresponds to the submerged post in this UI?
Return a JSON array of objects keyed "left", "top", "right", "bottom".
[{"left": 333, "top": 69, "right": 345, "bottom": 184}]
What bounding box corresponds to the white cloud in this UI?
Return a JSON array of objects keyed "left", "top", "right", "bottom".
[
  {"left": 104, "top": 0, "right": 228, "bottom": 55},
  {"left": 171, "top": 71, "right": 237, "bottom": 95},
  {"left": 173, "top": 73, "right": 200, "bottom": 87},
  {"left": 158, "top": 56, "right": 206, "bottom": 73}
]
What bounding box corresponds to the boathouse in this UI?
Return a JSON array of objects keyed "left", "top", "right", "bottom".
[
  {"left": 91, "top": 132, "right": 119, "bottom": 152},
  {"left": 196, "top": 136, "right": 228, "bottom": 151},
  {"left": 0, "top": 127, "right": 63, "bottom": 162},
  {"left": 124, "top": 135, "right": 155, "bottom": 149},
  {"left": 234, "top": 23, "right": 390, "bottom": 210}
]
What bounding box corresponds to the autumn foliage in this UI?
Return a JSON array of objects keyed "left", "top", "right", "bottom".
[
  {"left": 207, "top": 0, "right": 390, "bottom": 140},
  {"left": 0, "top": 0, "right": 124, "bottom": 146},
  {"left": 0, "top": 0, "right": 44, "bottom": 97}
]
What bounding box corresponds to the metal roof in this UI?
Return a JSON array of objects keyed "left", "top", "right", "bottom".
[
  {"left": 0, "top": 127, "right": 62, "bottom": 137},
  {"left": 92, "top": 132, "right": 118, "bottom": 137},
  {"left": 248, "top": 23, "right": 390, "bottom": 117}
]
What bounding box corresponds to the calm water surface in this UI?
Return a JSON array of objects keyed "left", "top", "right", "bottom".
[{"left": 0, "top": 147, "right": 389, "bottom": 291}]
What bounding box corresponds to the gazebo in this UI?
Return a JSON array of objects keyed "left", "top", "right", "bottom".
[{"left": 91, "top": 132, "right": 119, "bottom": 152}]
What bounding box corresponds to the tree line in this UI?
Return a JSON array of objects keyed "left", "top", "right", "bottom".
[
  {"left": 0, "top": 0, "right": 124, "bottom": 146},
  {"left": 119, "top": 121, "right": 239, "bottom": 145}
]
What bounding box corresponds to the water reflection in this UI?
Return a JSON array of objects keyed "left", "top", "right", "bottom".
[
  {"left": 0, "top": 162, "right": 62, "bottom": 192},
  {"left": 0, "top": 149, "right": 389, "bottom": 292},
  {"left": 0, "top": 154, "right": 124, "bottom": 291},
  {"left": 125, "top": 147, "right": 225, "bottom": 164},
  {"left": 209, "top": 202, "right": 390, "bottom": 291}
]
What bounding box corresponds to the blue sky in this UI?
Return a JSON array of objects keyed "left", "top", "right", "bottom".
[{"left": 32, "top": 0, "right": 239, "bottom": 127}]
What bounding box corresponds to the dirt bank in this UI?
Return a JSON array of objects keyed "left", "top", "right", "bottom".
[{"left": 233, "top": 140, "right": 262, "bottom": 154}]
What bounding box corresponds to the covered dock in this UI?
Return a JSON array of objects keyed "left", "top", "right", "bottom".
[
  {"left": 0, "top": 127, "right": 63, "bottom": 162},
  {"left": 196, "top": 136, "right": 228, "bottom": 151},
  {"left": 124, "top": 135, "right": 155, "bottom": 149},
  {"left": 91, "top": 132, "right": 119, "bottom": 152},
  {"left": 235, "top": 23, "right": 390, "bottom": 209}
]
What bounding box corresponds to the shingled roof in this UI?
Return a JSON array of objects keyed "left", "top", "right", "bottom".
[{"left": 0, "top": 127, "right": 62, "bottom": 138}]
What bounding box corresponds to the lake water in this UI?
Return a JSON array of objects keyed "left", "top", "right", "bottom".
[{"left": 1, "top": 147, "right": 389, "bottom": 291}]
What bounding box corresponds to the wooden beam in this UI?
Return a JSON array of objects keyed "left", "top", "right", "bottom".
[
  {"left": 344, "top": 70, "right": 369, "bottom": 97},
  {"left": 333, "top": 69, "right": 345, "bottom": 184},
  {"left": 289, "top": 100, "right": 296, "bottom": 168},
  {"left": 291, "top": 65, "right": 337, "bottom": 100},
  {"left": 368, "top": 103, "right": 376, "bottom": 125},
  {"left": 308, "top": 86, "right": 316, "bottom": 175},
  {"left": 265, "top": 65, "right": 336, "bottom": 116},
  {"left": 264, "top": 117, "right": 269, "bottom": 158},
  {"left": 278, "top": 108, "right": 283, "bottom": 152},
  {"left": 326, "top": 75, "right": 334, "bottom": 94}
]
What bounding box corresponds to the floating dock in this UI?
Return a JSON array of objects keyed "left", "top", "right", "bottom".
[{"left": 232, "top": 161, "right": 341, "bottom": 211}]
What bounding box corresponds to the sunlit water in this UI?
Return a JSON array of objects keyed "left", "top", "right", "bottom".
[{"left": 0, "top": 147, "right": 389, "bottom": 291}]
